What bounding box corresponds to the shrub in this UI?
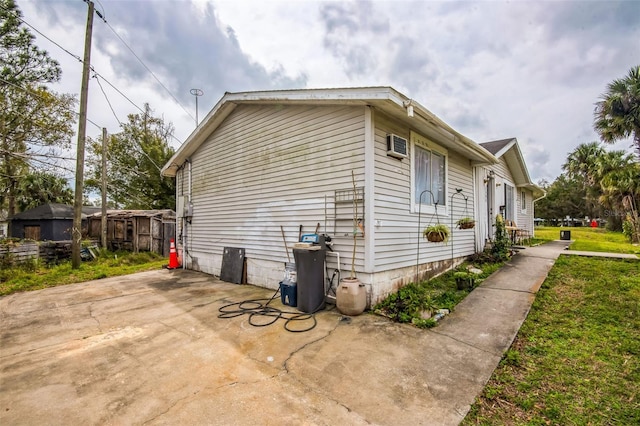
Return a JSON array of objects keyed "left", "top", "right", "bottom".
[{"left": 491, "top": 215, "right": 512, "bottom": 261}]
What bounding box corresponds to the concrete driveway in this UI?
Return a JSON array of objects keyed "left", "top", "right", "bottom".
[{"left": 0, "top": 268, "right": 499, "bottom": 425}]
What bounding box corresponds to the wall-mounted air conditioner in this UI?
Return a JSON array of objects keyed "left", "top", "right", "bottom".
[{"left": 387, "top": 134, "right": 408, "bottom": 159}]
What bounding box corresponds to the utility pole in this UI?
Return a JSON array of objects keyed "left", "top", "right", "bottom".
[
  {"left": 101, "top": 127, "right": 107, "bottom": 249},
  {"left": 72, "top": 0, "right": 94, "bottom": 269}
]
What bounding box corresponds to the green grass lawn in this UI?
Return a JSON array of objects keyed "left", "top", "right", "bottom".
[
  {"left": 463, "top": 255, "right": 640, "bottom": 425},
  {"left": 533, "top": 226, "right": 640, "bottom": 254},
  {"left": 0, "top": 251, "right": 167, "bottom": 296}
]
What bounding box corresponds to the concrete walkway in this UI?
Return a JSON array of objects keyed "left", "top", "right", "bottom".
[
  {"left": 559, "top": 245, "right": 639, "bottom": 260},
  {"left": 1, "top": 241, "right": 571, "bottom": 426}
]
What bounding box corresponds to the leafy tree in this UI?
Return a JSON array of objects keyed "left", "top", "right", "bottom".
[
  {"left": 86, "top": 104, "right": 176, "bottom": 210},
  {"left": 15, "top": 170, "right": 73, "bottom": 211},
  {"left": 0, "top": 0, "right": 76, "bottom": 222},
  {"left": 558, "top": 142, "right": 638, "bottom": 232},
  {"left": 535, "top": 174, "right": 587, "bottom": 223},
  {"left": 594, "top": 65, "right": 640, "bottom": 155}
]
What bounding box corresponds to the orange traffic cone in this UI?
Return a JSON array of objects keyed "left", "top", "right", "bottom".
[{"left": 167, "top": 238, "right": 180, "bottom": 269}]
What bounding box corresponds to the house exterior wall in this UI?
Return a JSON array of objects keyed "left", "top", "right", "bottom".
[
  {"left": 517, "top": 188, "right": 535, "bottom": 233},
  {"left": 368, "top": 111, "right": 477, "bottom": 303},
  {"left": 173, "top": 103, "right": 507, "bottom": 307},
  {"left": 475, "top": 156, "right": 538, "bottom": 251},
  {"left": 181, "top": 104, "right": 367, "bottom": 289}
]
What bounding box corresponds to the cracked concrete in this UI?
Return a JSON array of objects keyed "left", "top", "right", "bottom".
[{"left": 0, "top": 241, "right": 571, "bottom": 425}]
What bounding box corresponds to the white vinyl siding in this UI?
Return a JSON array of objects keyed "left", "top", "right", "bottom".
[
  {"left": 517, "top": 188, "right": 534, "bottom": 232},
  {"left": 186, "top": 104, "right": 366, "bottom": 283},
  {"left": 372, "top": 112, "right": 475, "bottom": 273}
]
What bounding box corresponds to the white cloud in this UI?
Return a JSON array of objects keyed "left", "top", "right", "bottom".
[{"left": 15, "top": 0, "right": 639, "bottom": 183}]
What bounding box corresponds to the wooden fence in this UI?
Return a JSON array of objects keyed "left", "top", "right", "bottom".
[
  {"left": 0, "top": 241, "right": 82, "bottom": 266},
  {"left": 0, "top": 241, "right": 39, "bottom": 267}
]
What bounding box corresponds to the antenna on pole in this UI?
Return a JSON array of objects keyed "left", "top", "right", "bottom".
[{"left": 190, "top": 89, "right": 203, "bottom": 127}]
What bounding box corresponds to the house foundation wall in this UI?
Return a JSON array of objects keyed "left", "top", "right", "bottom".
[{"left": 180, "top": 245, "right": 467, "bottom": 308}]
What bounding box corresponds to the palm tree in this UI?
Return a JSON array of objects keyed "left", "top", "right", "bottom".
[
  {"left": 563, "top": 142, "right": 604, "bottom": 186},
  {"left": 594, "top": 65, "right": 640, "bottom": 155},
  {"left": 600, "top": 161, "right": 640, "bottom": 241},
  {"left": 563, "top": 142, "right": 605, "bottom": 218}
]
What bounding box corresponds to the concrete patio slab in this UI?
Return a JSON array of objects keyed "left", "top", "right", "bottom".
[{"left": 0, "top": 241, "right": 572, "bottom": 425}]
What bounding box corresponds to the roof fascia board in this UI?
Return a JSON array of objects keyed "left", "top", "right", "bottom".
[
  {"left": 411, "top": 101, "right": 496, "bottom": 163},
  {"left": 162, "top": 87, "right": 406, "bottom": 177},
  {"left": 495, "top": 138, "right": 534, "bottom": 186},
  {"left": 492, "top": 138, "right": 517, "bottom": 159},
  {"left": 225, "top": 86, "right": 403, "bottom": 104},
  {"left": 517, "top": 182, "right": 545, "bottom": 198},
  {"left": 161, "top": 98, "right": 237, "bottom": 177},
  {"left": 161, "top": 86, "right": 497, "bottom": 175},
  {"left": 513, "top": 140, "right": 533, "bottom": 184}
]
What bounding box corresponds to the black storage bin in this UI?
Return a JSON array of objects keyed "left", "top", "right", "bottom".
[
  {"left": 560, "top": 230, "right": 571, "bottom": 240},
  {"left": 293, "top": 248, "right": 326, "bottom": 313}
]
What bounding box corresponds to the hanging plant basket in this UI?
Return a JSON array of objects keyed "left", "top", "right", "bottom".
[
  {"left": 426, "top": 232, "right": 445, "bottom": 242},
  {"left": 423, "top": 224, "right": 450, "bottom": 243},
  {"left": 456, "top": 217, "right": 476, "bottom": 230}
]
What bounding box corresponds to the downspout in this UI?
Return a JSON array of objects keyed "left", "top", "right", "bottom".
[
  {"left": 532, "top": 191, "right": 547, "bottom": 237},
  {"left": 183, "top": 159, "right": 192, "bottom": 269}
]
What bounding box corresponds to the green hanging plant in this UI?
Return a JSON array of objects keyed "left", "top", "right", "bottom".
[
  {"left": 456, "top": 217, "right": 476, "bottom": 229},
  {"left": 423, "top": 224, "right": 450, "bottom": 243}
]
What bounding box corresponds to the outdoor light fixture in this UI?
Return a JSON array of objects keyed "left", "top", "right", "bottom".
[{"left": 484, "top": 170, "right": 496, "bottom": 184}]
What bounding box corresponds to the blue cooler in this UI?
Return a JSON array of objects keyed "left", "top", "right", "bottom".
[{"left": 280, "top": 282, "right": 297, "bottom": 307}]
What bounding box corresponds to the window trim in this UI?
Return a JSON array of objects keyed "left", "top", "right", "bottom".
[
  {"left": 503, "top": 181, "right": 516, "bottom": 223},
  {"left": 410, "top": 131, "right": 448, "bottom": 215},
  {"left": 520, "top": 190, "right": 527, "bottom": 213}
]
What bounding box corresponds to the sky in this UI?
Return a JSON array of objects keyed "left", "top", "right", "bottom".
[{"left": 16, "top": 0, "right": 640, "bottom": 183}]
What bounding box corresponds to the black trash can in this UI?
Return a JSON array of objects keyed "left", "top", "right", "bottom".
[
  {"left": 560, "top": 230, "right": 571, "bottom": 240},
  {"left": 293, "top": 248, "right": 326, "bottom": 313}
]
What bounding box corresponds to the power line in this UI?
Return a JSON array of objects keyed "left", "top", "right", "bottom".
[
  {"left": 90, "top": 67, "right": 146, "bottom": 115},
  {"left": 0, "top": 3, "right": 84, "bottom": 64},
  {"left": 2, "top": 6, "right": 186, "bottom": 146},
  {"left": 101, "top": 19, "right": 196, "bottom": 122},
  {"left": 0, "top": 77, "right": 103, "bottom": 131},
  {"left": 91, "top": 73, "right": 180, "bottom": 168},
  {"left": 93, "top": 73, "right": 122, "bottom": 126}
]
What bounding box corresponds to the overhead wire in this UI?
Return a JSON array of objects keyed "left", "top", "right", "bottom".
[
  {"left": 2, "top": 5, "right": 185, "bottom": 147},
  {"left": 0, "top": 76, "right": 103, "bottom": 131},
  {"left": 88, "top": 69, "right": 187, "bottom": 147},
  {"left": 0, "top": 2, "right": 84, "bottom": 64},
  {"left": 91, "top": 74, "right": 168, "bottom": 173},
  {"left": 101, "top": 19, "right": 196, "bottom": 122},
  {"left": 93, "top": 73, "right": 122, "bottom": 126},
  {"left": 90, "top": 2, "right": 195, "bottom": 122}
]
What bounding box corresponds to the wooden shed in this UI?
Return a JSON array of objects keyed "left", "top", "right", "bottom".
[
  {"left": 10, "top": 203, "right": 100, "bottom": 241},
  {"left": 87, "top": 210, "right": 176, "bottom": 256}
]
